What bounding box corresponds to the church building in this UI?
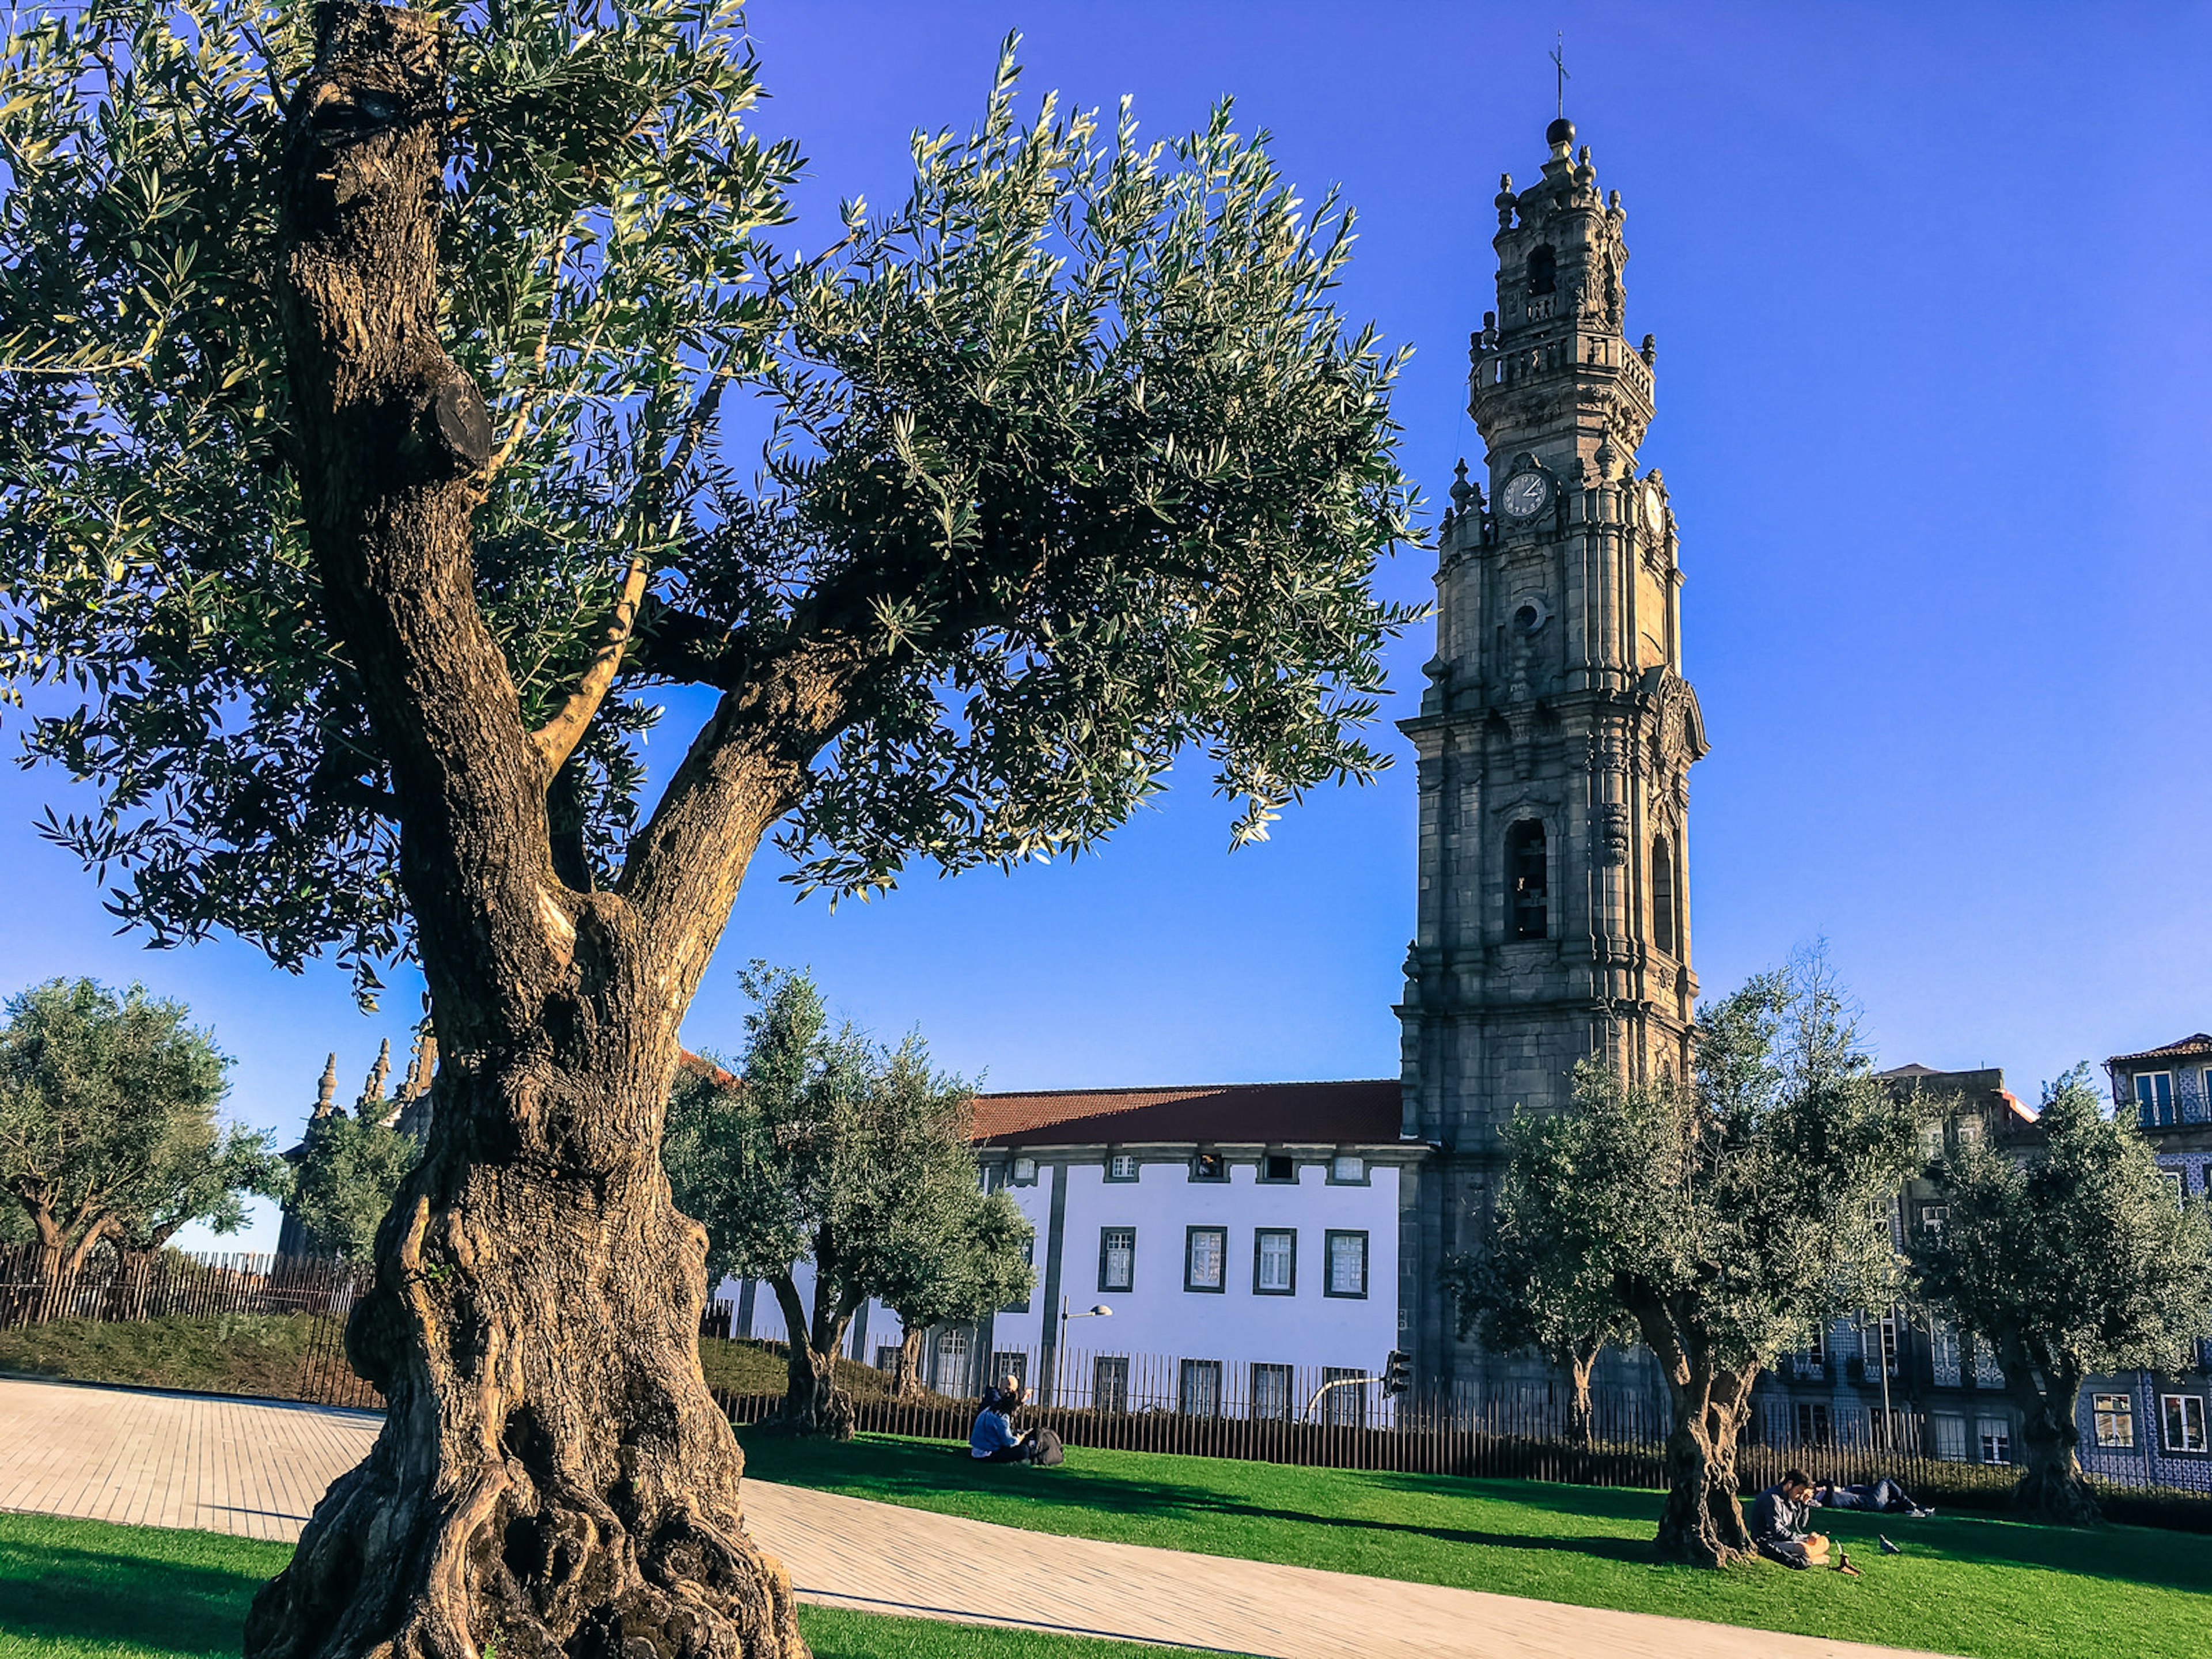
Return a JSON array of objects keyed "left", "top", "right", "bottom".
[{"left": 1395, "top": 113, "right": 1707, "bottom": 1390}]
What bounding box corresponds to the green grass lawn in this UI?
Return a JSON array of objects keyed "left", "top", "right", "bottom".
[
  {"left": 737, "top": 1430, "right": 2212, "bottom": 1659},
  {"left": 0, "top": 1512, "right": 1203, "bottom": 1659}
]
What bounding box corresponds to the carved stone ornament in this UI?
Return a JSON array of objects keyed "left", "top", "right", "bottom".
[{"left": 1596, "top": 801, "right": 1630, "bottom": 866}]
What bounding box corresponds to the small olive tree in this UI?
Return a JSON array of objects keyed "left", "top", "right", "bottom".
[
  {"left": 1442, "top": 1215, "right": 1634, "bottom": 1446},
  {"left": 0, "top": 979, "right": 275, "bottom": 1315},
  {"left": 876, "top": 1183, "right": 1035, "bottom": 1399},
  {"left": 1494, "top": 959, "right": 1918, "bottom": 1566},
  {"left": 1914, "top": 1067, "right": 2212, "bottom": 1523},
  {"left": 665, "top": 969, "right": 1029, "bottom": 1433}
]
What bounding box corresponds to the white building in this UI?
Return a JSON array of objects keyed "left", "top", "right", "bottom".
[{"left": 718, "top": 1079, "right": 1424, "bottom": 1422}]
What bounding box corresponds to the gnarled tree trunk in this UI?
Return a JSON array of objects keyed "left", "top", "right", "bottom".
[
  {"left": 2009, "top": 1355, "right": 2099, "bottom": 1524},
  {"left": 762, "top": 1275, "right": 854, "bottom": 1439},
  {"left": 244, "top": 8, "right": 817, "bottom": 1653},
  {"left": 1551, "top": 1338, "right": 1603, "bottom": 1448},
  {"left": 892, "top": 1323, "right": 926, "bottom": 1399},
  {"left": 1628, "top": 1290, "right": 1758, "bottom": 1567}
]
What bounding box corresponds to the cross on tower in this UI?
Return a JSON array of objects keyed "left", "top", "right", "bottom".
[{"left": 1550, "top": 32, "right": 1570, "bottom": 118}]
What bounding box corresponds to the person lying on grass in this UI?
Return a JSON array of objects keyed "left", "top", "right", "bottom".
[
  {"left": 969, "top": 1378, "right": 1062, "bottom": 1465},
  {"left": 1813, "top": 1476, "right": 1933, "bottom": 1518},
  {"left": 1751, "top": 1469, "right": 1859, "bottom": 1574}
]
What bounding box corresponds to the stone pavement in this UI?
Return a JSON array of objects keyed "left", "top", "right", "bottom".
[{"left": 0, "top": 1375, "right": 1936, "bottom": 1659}]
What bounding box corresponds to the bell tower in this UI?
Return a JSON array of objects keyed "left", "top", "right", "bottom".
[{"left": 1397, "top": 117, "right": 1709, "bottom": 1388}]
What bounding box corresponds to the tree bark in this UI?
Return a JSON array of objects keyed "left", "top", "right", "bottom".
[
  {"left": 762, "top": 1275, "right": 854, "bottom": 1439},
  {"left": 244, "top": 9, "right": 808, "bottom": 1655},
  {"left": 1625, "top": 1290, "right": 1756, "bottom": 1567},
  {"left": 1550, "top": 1338, "right": 1603, "bottom": 1447},
  {"left": 893, "top": 1324, "right": 925, "bottom": 1399},
  {"left": 2009, "top": 1356, "right": 2099, "bottom": 1524}
]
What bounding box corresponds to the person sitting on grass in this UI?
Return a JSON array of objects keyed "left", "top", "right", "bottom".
[
  {"left": 969, "top": 1377, "right": 1049, "bottom": 1464},
  {"left": 1751, "top": 1468, "right": 1858, "bottom": 1574},
  {"left": 1813, "top": 1476, "right": 1933, "bottom": 1517}
]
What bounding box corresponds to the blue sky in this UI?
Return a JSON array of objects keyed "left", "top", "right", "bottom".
[{"left": 5, "top": 2, "right": 2209, "bottom": 1250}]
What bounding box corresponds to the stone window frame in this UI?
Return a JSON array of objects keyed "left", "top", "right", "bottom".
[
  {"left": 1258, "top": 1152, "right": 1298, "bottom": 1185},
  {"left": 1327, "top": 1152, "right": 1369, "bottom": 1187},
  {"left": 1188, "top": 1149, "right": 1229, "bottom": 1183},
  {"left": 1097, "top": 1226, "right": 1137, "bottom": 1294},
  {"left": 1252, "top": 1227, "right": 1297, "bottom": 1296},
  {"left": 1323, "top": 1229, "right": 1369, "bottom": 1299},
  {"left": 1183, "top": 1225, "right": 1228, "bottom": 1294},
  {"left": 1502, "top": 816, "right": 1551, "bottom": 944},
  {"left": 1104, "top": 1152, "right": 1140, "bottom": 1182}
]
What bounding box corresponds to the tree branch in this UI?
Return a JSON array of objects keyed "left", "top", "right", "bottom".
[{"left": 528, "top": 551, "right": 653, "bottom": 782}]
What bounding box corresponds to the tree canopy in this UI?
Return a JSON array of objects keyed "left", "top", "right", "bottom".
[
  {"left": 664, "top": 966, "right": 1032, "bottom": 1431},
  {"left": 1913, "top": 1067, "right": 2212, "bottom": 1521},
  {"left": 0, "top": 0, "right": 1419, "bottom": 1004},
  {"left": 288, "top": 1108, "right": 421, "bottom": 1260},
  {"left": 0, "top": 978, "right": 276, "bottom": 1297},
  {"left": 1493, "top": 959, "right": 1919, "bottom": 1565}
]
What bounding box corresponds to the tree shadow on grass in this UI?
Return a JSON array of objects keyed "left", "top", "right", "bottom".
[
  {"left": 740, "top": 1431, "right": 1656, "bottom": 1569},
  {"left": 744, "top": 1432, "right": 2212, "bottom": 1600},
  {"left": 0, "top": 1535, "right": 262, "bottom": 1658}
]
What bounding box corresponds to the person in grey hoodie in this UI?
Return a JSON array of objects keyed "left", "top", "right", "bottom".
[{"left": 1749, "top": 1469, "right": 1832, "bottom": 1569}]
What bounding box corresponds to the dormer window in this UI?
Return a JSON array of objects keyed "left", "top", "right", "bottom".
[{"left": 1527, "top": 244, "right": 1556, "bottom": 298}]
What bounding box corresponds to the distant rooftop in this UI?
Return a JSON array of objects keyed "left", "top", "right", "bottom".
[
  {"left": 2109, "top": 1033, "right": 2212, "bottom": 1067},
  {"left": 971, "top": 1080, "right": 1406, "bottom": 1149}
]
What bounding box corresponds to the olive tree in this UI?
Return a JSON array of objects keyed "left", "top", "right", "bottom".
[
  {"left": 665, "top": 969, "right": 1029, "bottom": 1431},
  {"left": 0, "top": 978, "right": 262, "bottom": 1315},
  {"left": 1442, "top": 1211, "right": 1634, "bottom": 1446},
  {"left": 1494, "top": 960, "right": 1918, "bottom": 1566},
  {"left": 0, "top": 0, "right": 1412, "bottom": 1647},
  {"left": 1913, "top": 1067, "right": 2212, "bottom": 1523},
  {"left": 289, "top": 1108, "right": 421, "bottom": 1260},
  {"left": 875, "top": 1179, "right": 1035, "bottom": 1401}
]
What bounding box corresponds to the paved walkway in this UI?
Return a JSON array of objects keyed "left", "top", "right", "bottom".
[{"left": 0, "top": 1375, "right": 1934, "bottom": 1659}]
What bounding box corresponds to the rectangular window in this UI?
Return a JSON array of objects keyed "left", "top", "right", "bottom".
[
  {"left": 1190, "top": 1150, "right": 1228, "bottom": 1182},
  {"left": 1803, "top": 1321, "right": 1828, "bottom": 1380},
  {"left": 1918, "top": 1202, "right": 1948, "bottom": 1240},
  {"left": 1932, "top": 1414, "right": 1968, "bottom": 1461},
  {"left": 1931, "top": 1319, "right": 1961, "bottom": 1387},
  {"left": 933, "top": 1329, "right": 969, "bottom": 1396},
  {"left": 2093, "top": 1393, "right": 2136, "bottom": 1449},
  {"left": 1092, "top": 1355, "right": 1129, "bottom": 1415},
  {"left": 2162, "top": 1169, "right": 2187, "bottom": 1209},
  {"left": 1324, "top": 1230, "right": 1369, "bottom": 1298},
  {"left": 1178, "top": 1358, "right": 1222, "bottom": 1418},
  {"left": 1329, "top": 1153, "right": 1366, "bottom": 1184},
  {"left": 1321, "top": 1365, "right": 1368, "bottom": 1427},
  {"left": 1184, "top": 1226, "right": 1227, "bottom": 1293},
  {"left": 1794, "top": 1402, "right": 1831, "bottom": 1446},
  {"left": 1011, "top": 1155, "right": 1037, "bottom": 1185},
  {"left": 2162, "top": 1394, "right": 2208, "bottom": 1453},
  {"left": 873, "top": 1344, "right": 899, "bottom": 1373},
  {"left": 1253, "top": 1228, "right": 1297, "bottom": 1294},
  {"left": 1105, "top": 1153, "right": 1139, "bottom": 1181},
  {"left": 2137, "top": 1071, "right": 2176, "bottom": 1127},
  {"left": 1978, "top": 1416, "right": 2012, "bottom": 1465},
  {"left": 1098, "top": 1226, "right": 1136, "bottom": 1293},
  {"left": 1260, "top": 1153, "right": 1296, "bottom": 1183},
  {"left": 988, "top": 1351, "right": 1029, "bottom": 1393},
  {"left": 1251, "top": 1362, "right": 1293, "bottom": 1422}
]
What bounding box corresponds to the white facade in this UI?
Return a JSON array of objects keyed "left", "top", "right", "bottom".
[{"left": 989, "top": 1152, "right": 1402, "bottom": 1389}]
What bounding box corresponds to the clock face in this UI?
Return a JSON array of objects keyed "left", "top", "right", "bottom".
[
  {"left": 1502, "top": 471, "right": 1549, "bottom": 519},
  {"left": 1641, "top": 484, "right": 1663, "bottom": 533}
]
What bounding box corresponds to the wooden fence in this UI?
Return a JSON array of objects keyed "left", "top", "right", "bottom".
[{"left": 0, "top": 1241, "right": 365, "bottom": 1331}]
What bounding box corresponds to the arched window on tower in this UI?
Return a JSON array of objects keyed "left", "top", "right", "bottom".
[
  {"left": 1652, "top": 833, "right": 1677, "bottom": 955},
  {"left": 1506, "top": 820, "right": 1548, "bottom": 941},
  {"left": 1526, "top": 245, "right": 1556, "bottom": 298}
]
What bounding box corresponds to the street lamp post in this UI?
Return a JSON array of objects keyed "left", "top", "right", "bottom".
[{"left": 1050, "top": 1297, "right": 1111, "bottom": 1410}]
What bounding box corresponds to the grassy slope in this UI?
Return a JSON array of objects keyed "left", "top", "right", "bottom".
[
  {"left": 737, "top": 1431, "right": 2212, "bottom": 1659},
  {"left": 0, "top": 1316, "right": 334, "bottom": 1399},
  {"left": 0, "top": 1317, "right": 893, "bottom": 1407},
  {"left": 0, "top": 1512, "right": 1202, "bottom": 1659}
]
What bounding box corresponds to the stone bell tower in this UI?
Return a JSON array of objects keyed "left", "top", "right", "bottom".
[{"left": 1396, "top": 116, "right": 1709, "bottom": 1389}]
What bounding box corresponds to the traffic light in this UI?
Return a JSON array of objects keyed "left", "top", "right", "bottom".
[{"left": 1382, "top": 1350, "right": 1411, "bottom": 1397}]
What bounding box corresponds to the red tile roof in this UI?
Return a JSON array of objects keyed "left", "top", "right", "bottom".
[
  {"left": 971, "top": 1080, "right": 1406, "bottom": 1149},
  {"left": 2109, "top": 1034, "right": 2212, "bottom": 1067}
]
